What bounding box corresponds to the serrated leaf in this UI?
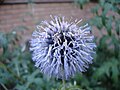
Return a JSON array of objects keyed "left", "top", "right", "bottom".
[
  {"left": 103, "top": 3, "right": 113, "bottom": 16},
  {"left": 105, "top": 17, "right": 113, "bottom": 36},
  {"left": 99, "top": 35, "right": 109, "bottom": 48},
  {"left": 90, "top": 16, "right": 103, "bottom": 30},
  {"left": 99, "top": 0, "right": 105, "bottom": 7},
  {"left": 115, "top": 19, "right": 120, "bottom": 36},
  {"left": 92, "top": 58, "right": 119, "bottom": 83},
  {"left": 91, "top": 5, "right": 99, "bottom": 15},
  {"left": 0, "top": 32, "right": 8, "bottom": 53}
]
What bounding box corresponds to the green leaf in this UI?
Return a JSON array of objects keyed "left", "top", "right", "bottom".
[
  {"left": 108, "top": 58, "right": 119, "bottom": 83},
  {"left": 91, "top": 5, "right": 99, "bottom": 15},
  {"left": 102, "top": 3, "right": 113, "bottom": 16},
  {"left": 90, "top": 16, "right": 103, "bottom": 30},
  {"left": 99, "top": 35, "right": 109, "bottom": 48},
  {"left": 105, "top": 16, "right": 113, "bottom": 36},
  {"left": 115, "top": 19, "right": 120, "bottom": 36},
  {"left": 75, "top": 0, "right": 90, "bottom": 9},
  {"left": 99, "top": 0, "right": 105, "bottom": 7},
  {"left": 0, "top": 32, "right": 8, "bottom": 54},
  {"left": 92, "top": 58, "right": 119, "bottom": 83}
]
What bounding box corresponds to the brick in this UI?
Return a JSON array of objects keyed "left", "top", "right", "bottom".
[{"left": 0, "top": 3, "right": 99, "bottom": 42}]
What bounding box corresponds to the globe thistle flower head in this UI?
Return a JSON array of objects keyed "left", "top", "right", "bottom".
[{"left": 30, "top": 15, "right": 96, "bottom": 80}]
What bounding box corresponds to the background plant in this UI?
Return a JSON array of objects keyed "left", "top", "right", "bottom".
[
  {"left": 0, "top": 13, "right": 82, "bottom": 90},
  {"left": 74, "top": 0, "right": 120, "bottom": 90}
]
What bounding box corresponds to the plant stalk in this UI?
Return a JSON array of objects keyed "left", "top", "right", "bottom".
[{"left": 62, "top": 79, "right": 66, "bottom": 90}]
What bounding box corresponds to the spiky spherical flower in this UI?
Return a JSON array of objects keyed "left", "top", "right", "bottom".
[{"left": 30, "top": 16, "right": 96, "bottom": 80}]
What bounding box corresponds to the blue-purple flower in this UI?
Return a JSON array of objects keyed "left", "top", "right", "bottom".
[{"left": 30, "top": 16, "right": 96, "bottom": 80}]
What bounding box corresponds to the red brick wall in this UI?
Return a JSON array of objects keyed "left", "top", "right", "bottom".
[
  {"left": 2, "top": 0, "right": 73, "bottom": 3},
  {"left": 0, "top": 3, "right": 99, "bottom": 41}
]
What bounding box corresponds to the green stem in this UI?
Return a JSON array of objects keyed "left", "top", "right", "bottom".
[
  {"left": 62, "top": 79, "right": 66, "bottom": 90},
  {"left": 0, "top": 61, "right": 25, "bottom": 83},
  {"left": 0, "top": 83, "right": 8, "bottom": 90}
]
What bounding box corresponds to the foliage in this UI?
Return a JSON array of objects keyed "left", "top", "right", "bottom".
[
  {"left": 75, "top": 0, "right": 120, "bottom": 90},
  {"left": 0, "top": 27, "right": 82, "bottom": 90},
  {"left": 75, "top": 0, "right": 90, "bottom": 9}
]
